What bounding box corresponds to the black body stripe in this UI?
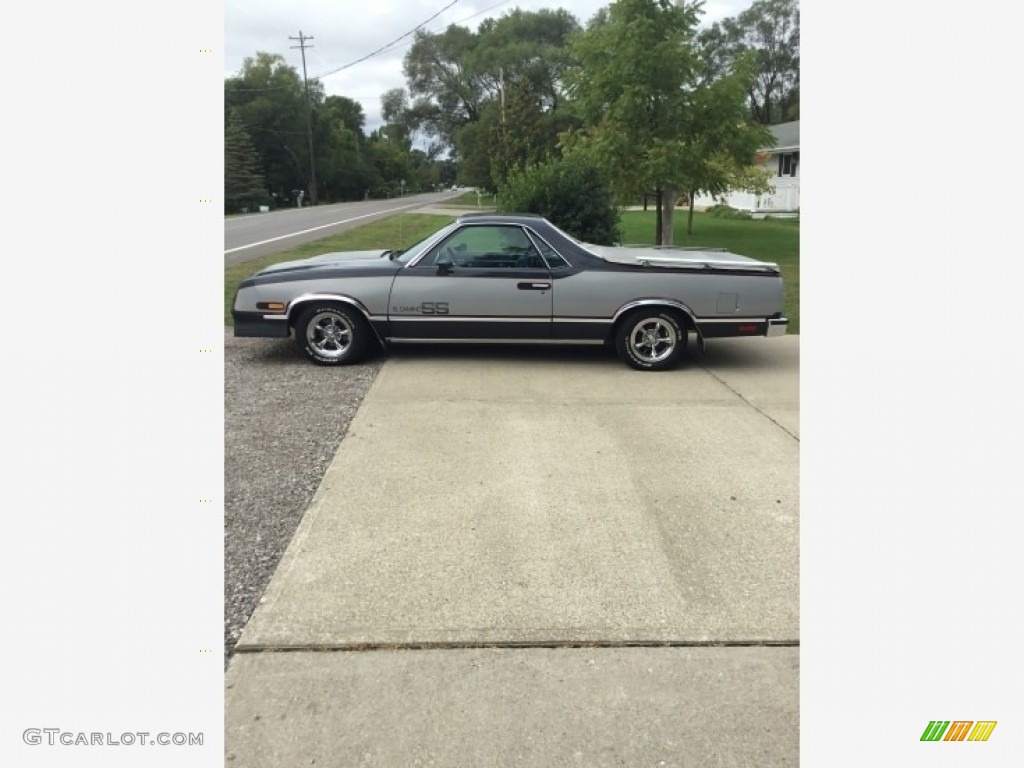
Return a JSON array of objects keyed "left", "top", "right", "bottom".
[
  {"left": 551, "top": 321, "right": 609, "bottom": 341},
  {"left": 398, "top": 268, "right": 551, "bottom": 280},
  {"left": 239, "top": 263, "right": 401, "bottom": 289},
  {"left": 385, "top": 319, "right": 552, "bottom": 339}
]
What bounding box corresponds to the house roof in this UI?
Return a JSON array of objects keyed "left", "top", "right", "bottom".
[{"left": 767, "top": 121, "right": 799, "bottom": 152}]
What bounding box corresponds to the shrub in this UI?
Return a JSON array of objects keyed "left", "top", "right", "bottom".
[
  {"left": 705, "top": 204, "right": 753, "bottom": 220},
  {"left": 497, "top": 155, "right": 621, "bottom": 245}
]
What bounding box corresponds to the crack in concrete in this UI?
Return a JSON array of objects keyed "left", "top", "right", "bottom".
[
  {"left": 235, "top": 639, "right": 800, "bottom": 654},
  {"left": 696, "top": 362, "right": 799, "bottom": 442}
]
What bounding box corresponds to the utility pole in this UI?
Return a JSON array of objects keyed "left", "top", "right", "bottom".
[
  {"left": 290, "top": 30, "right": 319, "bottom": 206},
  {"left": 499, "top": 67, "right": 506, "bottom": 125}
]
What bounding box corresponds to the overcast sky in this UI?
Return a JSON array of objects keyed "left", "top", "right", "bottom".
[{"left": 225, "top": 0, "right": 756, "bottom": 134}]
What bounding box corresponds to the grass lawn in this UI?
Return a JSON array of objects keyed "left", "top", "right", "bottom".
[
  {"left": 224, "top": 213, "right": 455, "bottom": 325},
  {"left": 619, "top": 210, "right": 800, "bottom": 333}
]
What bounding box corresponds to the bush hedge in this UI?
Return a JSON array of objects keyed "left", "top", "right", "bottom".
[
  {"left": 705, "top": 204, "right": 753, "bottom": 220},
  {"left": 497, "top": 156, "right": 621, "bottom": 245}
]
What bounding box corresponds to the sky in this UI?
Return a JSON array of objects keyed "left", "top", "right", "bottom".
[{"left": 225, "top": 0, "right": 755, "bottom": 135}]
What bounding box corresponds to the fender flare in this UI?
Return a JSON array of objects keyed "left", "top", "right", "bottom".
[{"left": 287, "top": 293, "right": 385, "bottom": 347}]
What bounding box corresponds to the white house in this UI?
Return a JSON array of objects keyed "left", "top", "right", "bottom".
[{"left": 695, "top": 120, "right": 799, "bottom": 214}]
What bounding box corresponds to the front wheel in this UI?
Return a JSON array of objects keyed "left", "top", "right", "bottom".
[
  {"left": 294, "top": 304, "right": 371, "bottom": 365},
  {"left": 615, "top": 310, "right": 686, "bottom": 371}
]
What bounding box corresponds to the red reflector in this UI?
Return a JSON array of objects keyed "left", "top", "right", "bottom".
[{"left": 738, "top": 324, "right": 756, "bottom": 333}]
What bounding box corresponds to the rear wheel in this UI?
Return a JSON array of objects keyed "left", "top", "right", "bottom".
[
  {"left": 615, "top": 310, "right": 686, "bottom": 371},
  {"left": 294, "top": 304, "right": 371, "bottom": 365}
]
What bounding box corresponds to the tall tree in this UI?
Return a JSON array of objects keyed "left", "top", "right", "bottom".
[
  {"left": 316, "top": 95, "right": 375, "bottom": 201},
  {"left": 673, "top": 56, "right": 773, "bottom": 233},
  {"left": 380, "top": 87, "right": 418, "bottom": 149},
  {"left": 225, "top": 53, "right": 322, "bottom": 202},
  {"left": 224, "top": 113, "right": 268, "bottom": 213},
  {"left": 403, "top": 9, "right": 581, "bottom": 165},
  {"left": 471, "top": 8, "right": 581, "bottom": 112},
  {"left": 697, "top": 0, "right": 799, "bottom": 124},
  {"left": 453, "top": 101, "right": 502, "bottom": 189},
  {"left": 367, "top": 129, "right": 415, "bottom": 197},
  {"left": 404, "top": 24, "right": 486, "bottom": 150},
  {"left": 565, "top": 0, "right": 770, "bottom": 242}
]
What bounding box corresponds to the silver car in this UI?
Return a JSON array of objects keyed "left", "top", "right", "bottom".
[{"left": 232, "top": 213, "right": 788, "bottom": 371}]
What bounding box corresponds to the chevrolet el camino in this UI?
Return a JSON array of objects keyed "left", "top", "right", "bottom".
[{"left": 232, "top": 213, "right": 788, "bottom": 371}]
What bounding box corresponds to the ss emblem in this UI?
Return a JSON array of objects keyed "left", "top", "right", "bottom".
[{"left": 421, "top": 302, "right": 450, "bottom": 315}]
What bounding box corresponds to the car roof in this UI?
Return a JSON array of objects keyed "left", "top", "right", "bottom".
[{"left": 454, "top": 212, "right": 546, "bottom": 226}]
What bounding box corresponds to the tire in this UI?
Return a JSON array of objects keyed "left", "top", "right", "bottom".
[
  {"left": 615, "top": 309, "right": 686, "bottom": 371},
  {"left": 294, "top": 304, "right": 371, "bottom": 365}
]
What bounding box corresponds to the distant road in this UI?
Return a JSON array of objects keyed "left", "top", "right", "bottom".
[{"left": 224, "top": 191, "right": 462, "bottom": 266}]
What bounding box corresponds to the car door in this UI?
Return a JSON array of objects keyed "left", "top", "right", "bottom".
[{"left": 387, "top": 224, "right": 553, "bottom": 340}]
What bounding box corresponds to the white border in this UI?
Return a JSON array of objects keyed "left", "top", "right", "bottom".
[
  {"left": 802, "top": 2, "right": 1023, "bottom": 764},
  {"left": 1, "top": 3, "right": 223, "bottom": 765}
]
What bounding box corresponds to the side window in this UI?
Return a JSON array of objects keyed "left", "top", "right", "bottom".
[
  {"left": 530, "top": 235, "right": 571, "bottom": 270},
  {"left": 417, "top": 225, "right": 546, "bottom": 269}
]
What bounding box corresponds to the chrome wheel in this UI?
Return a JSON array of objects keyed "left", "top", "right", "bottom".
[
  {"left": 627, "top": 317, "right": 677, "bottom": 364},
  {"left": 305, "top": 311, "right": 353, "bottom": 360},
  {"left": 295, "top": 303, "right": 373, "bottom": 366},
  {"left": 615, "top": 310, "right": 686, "bottom": 370}
]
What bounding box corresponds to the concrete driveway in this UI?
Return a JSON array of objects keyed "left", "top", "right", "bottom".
[{"left": 226, "top": 336, "right": 799, "bottom": 766}]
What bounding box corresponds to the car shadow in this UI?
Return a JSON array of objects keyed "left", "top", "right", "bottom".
[
  {"left": 225, "top": 331, "right": 795, "bottom": 372},
  {"left": 386, "top": 342, "right": 617, "bottom": 368},
  {"left": 693, "top": 336, "right": 799, "bottom": 372}
]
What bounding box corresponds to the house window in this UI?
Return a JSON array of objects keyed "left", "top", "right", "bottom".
[{"left": 778, "top": 152, "right": 799, "bottom": 177}]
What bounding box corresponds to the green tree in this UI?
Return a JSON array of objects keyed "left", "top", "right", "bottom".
[
  {"left": 453, "top": 102, "right": 502, "bottom": 189},
  {"left": 491, "top": 77, "right": 583, "bottom": 187},
  {"left": 225, "top": 52, "right": 322, "bottom": 202},
  {"left": 367, "top": 130, "right": 414, "bottom": 197},
  {"left": 316, "top": 96, "right": 375, "bottom": 201},
  {"left": 380, "top": 87, "right": 415, "bottom": 148},
  {"left": 565, "top": 0, "right": 770, "bottom": 241},
  {"left": 498, "top": 154, "right": 621, "bottom": 245},
  {"left": 224, "top": 113, "right": 269, "bottom": 212},
  {"left": 471, "top": 8, "right": 581, "bottom": 112},
  {"left": 670, "top": 50, "right": 773, "bottom": 234},
  {"left": 697, "top": 0, "right": 799, "bottom": 124},
  {"left": 403, "top": 9, "right": 581, "bottom": 170},
  {"left": 404, "top": 24, "right": 486, "bottom": 150}
]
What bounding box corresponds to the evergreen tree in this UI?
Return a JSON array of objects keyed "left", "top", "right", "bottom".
[{"left": 225, "top": 112, "right": 269, "bottom": 213}]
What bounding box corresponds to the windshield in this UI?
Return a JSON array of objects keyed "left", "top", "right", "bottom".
[{"left": 393, "top": 223, "right": 459, "bottom": 265}]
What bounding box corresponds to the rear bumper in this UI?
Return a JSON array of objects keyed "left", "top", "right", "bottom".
[
  {"left": 767, "top": 317, "right": 789, "bottom": 337},
  {"left": 694, "top": 316, "right": 789, "bottom": 339},
  {"left": 233, "top": 311, "right": 290, "bottom": 338}
]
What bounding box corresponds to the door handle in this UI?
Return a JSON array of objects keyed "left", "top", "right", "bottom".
[{"left": 517, "top": 282, "right": 551, "bottom": 291}]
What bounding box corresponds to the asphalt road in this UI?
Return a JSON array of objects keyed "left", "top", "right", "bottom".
[{"left": 224, "top": 190, "right": 462, "bottom": 265}]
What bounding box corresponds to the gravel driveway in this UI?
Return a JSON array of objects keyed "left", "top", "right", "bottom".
[{"left": 225, "top": 328, "right": 382, "bottom": 663}]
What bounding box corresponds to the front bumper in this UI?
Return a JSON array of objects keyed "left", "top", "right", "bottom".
[{"left": 233, "top": 311, "right": 290, "bottom": 338}]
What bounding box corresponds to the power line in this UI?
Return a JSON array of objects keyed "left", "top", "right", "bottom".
[
  {"left": 320, "top": 0, "right": 513, "bottom": 71},
  {"left": 225, "top": 0, "right": 514, "bottom": 92},
  {"left": 313, "top": 0, "right": 460, "bottom": 80},
  {"left": 450, "top": 0, "right": 513, "bottom": 28}
]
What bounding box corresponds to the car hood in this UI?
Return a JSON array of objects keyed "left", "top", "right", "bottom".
[
  {"left": 582, "top": 243, "right": 778, "bottom": 271},
  {"left": 256, "top": 250, "right": 391, "bottom": 275}
]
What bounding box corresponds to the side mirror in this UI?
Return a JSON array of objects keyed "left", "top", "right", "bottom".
[{"left": 436, "top": 254, "right": 455, "bottom": 275}]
